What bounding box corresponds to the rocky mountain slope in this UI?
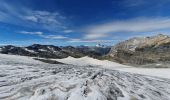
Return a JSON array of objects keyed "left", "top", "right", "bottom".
[
  {"left": 108, "top": 34, "right": 170, "bottom": 65},
  {"left": 0, "top": 54, "right": 170, "bottom": 100},
  {"left": 0, "top": 44, "right": 110, "bottom": 59}
]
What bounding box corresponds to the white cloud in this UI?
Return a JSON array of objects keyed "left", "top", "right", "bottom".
[
  {"left": 68, "top": 38, "right": 115, "bottom": 43},
  {"left": 23, "top": 10, "right": 62, "bottom": 27},
  {"left": 19, "top": 31, "right": 43, "bottom": 35},
  {"left": 84, "top": 33, "right": 108, "bottom": 39},
  {"left": 0, "top": 1, "right": 25, "bottom": 24},
  {"left": 84, "top": 17, "right": 170, "bottom": 39},
  {"left": 41, "top": 35, "right": 68, "bottom": 39},
  {"left": 18, "top": 30, "right": 68, "bottom": 40},
  {"left": 68, "top": 39, "right": 81, "bottom": 42},
  {"left": 34, "top": 11, "right": 55, "bottom": 16},
  {"left": 0, "top": 1, "right": 69, "bottom": 33},
  {"left": 24, "top": 16, "right": 38, "bottom": 22},
  {"left": 63, "top": 30, "right": 73, "bottom": 33}
]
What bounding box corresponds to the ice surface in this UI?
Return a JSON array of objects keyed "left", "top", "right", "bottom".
[{"left": 0, "top": 54, "right": 170, "bottom": 100}]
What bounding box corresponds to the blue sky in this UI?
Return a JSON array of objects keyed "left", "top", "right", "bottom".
[{"left": 1, "top": 0, "right": 170, "bottom": 46}]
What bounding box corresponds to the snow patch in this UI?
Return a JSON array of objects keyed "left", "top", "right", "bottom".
[
  {"left": 24, "top": 48, "right": 37, "bottom": 53},
  {"left": 55, "top": 56, "right": 130, "bottom": 68},
  {"left": 38, "top": 49, "right": 47, "bottom": 52}
]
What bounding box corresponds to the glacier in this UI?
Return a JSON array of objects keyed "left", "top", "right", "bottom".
[{"left": 0, "top": 54, "right": 170, "bottom": 100}]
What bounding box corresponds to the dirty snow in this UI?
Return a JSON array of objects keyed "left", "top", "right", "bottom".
[{"left": 0, "top": 54, "right": 170, "bottom": 100}]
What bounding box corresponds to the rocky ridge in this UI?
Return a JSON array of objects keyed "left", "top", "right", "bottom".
[{"left": 108, "top": 34, "right": 170, "bottom": 65}]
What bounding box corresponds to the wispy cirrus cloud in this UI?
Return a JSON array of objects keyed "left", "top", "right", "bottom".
[
  {"left": 84, "top": 33, "right": 108, "bottom": 40},
  {"left": 40, "top": 35, "right": 68, "bottom": 39},
  {"left": 23, "top": 11, "right": 62, "bottom": 27},
  {"left": 19, "top": 31, "right": 43, "bottom": 35},
  {"left": 24, "top": 16, "right": 38, "bottom": 22},
  {"left": 18, "top": 31, "right": 68, "bottom": 40},
  {"left": 63, "top": 30, "right": 73, "bottom": 33},
  {"left": 0, "top": 1, "right": 24, "bottom": 24},
  {"left": 22, "top": 10, "right": 69, "bottom": 32},
  {"left": 0, "top": 1, "right": 70, "bottom": 33},
  {"left": 83, "top": 17, "right": 170, "bottom": 40},
  {"left": 68, "top": 38, "right": 116, "bottom": 43}
]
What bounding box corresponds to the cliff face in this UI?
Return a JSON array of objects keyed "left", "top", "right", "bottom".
[{"left": 109, "top": 34, "right": 170, "bottom": 65}]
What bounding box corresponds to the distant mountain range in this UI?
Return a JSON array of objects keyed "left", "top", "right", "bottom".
[
  {"left": 0, "top": 44, "right": 111, "bottom": 59},
  {"left": 1, "top": 34, "right": 170, "bottom": 65}
]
